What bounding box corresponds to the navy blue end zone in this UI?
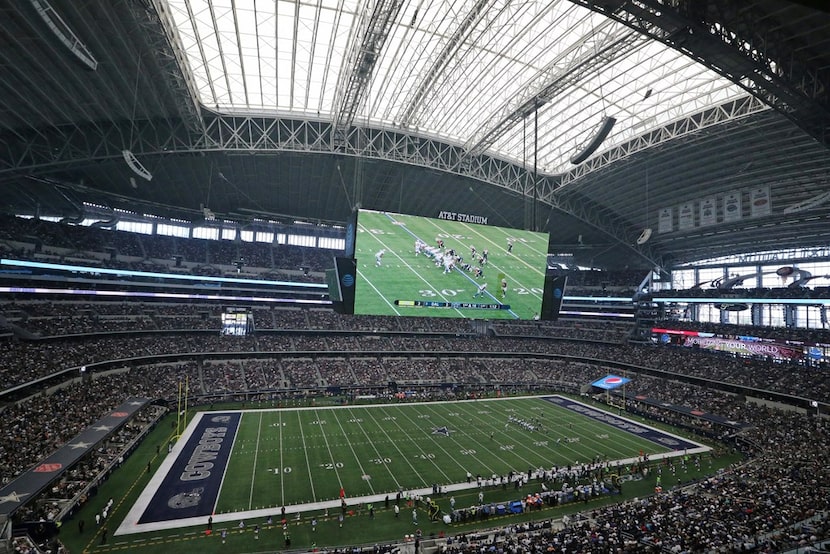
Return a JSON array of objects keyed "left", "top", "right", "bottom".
[
  {"left": 543, "top": 395, "right": 700, "bottom": 451},
  {"left": 137, "top": 412, "right": 241, "bottom": 524}
]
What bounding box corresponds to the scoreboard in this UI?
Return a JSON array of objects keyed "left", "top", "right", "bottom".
[
  {"left": 394, "top": 300, "right": 510, "bottom": 311},
  {"left": 221, "top": 307, "right": 254, "bottom": 336}
]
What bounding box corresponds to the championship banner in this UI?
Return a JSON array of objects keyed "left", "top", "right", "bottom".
[
  {"left": 749, "top": 186, "right": 771, "bottom": 217},
  {"left": 677, "top": 202, "right": 695, "bottom": 230},
  {"left": 723, "top": 190, "right": 742, "bottom": 222},
  {"left": 699, "top": 197, "right": 716, "bottom": 227},
  {"left": 591, "top": 375, "right": 631, "bottom": 390},
  {"left": 657, "top": 207, "right": 673, "bottom": 234}
]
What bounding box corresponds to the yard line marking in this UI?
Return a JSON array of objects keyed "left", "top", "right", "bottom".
[
  {"left": 419, "top": 402, "right": 533, "bottom": 473},
  {"left": 346, "top": 407, "right": 409, "bottom": 489},
  {"left": 278, "top": 411, "right": 285, "bottom": 506},
  {"left": 456, "top": 220, "right": 545, "bottom": 287},
  {"left": 296, "top": 411, "right": 317, "bottom": 502},
  {"left": 357, "top": 221, "right": 467, "bottom": 316},
  {"left": 118, "top": 397, "right": 707, "bottom": 536},
  {"left": 387, "top": 213, "right": 523, "bottom": 318},
  {"left": 390, "top": 403, "right": 497, "bottom": 477},
  {"left": 214, "top": 413, "right": 243, "bottom": 516},
  {"left": 356, "top": 267, "right": 401, "bottom": 315},
  {"left": 367, "top": 406, "right": 453, "bottom": 484},
  {"left": 329, "top": 409, "right": 381, "bottom": 494},
  {"left": 470, "top": 222, "right": 550, "bottom": 261},
  {"left": 477, "top": 402, "right": 598, "bottom": 468},
  {"left": 428, "top": 218, "right": 543, "bottom": 303},
  {"left": 451, "top": 400, "right": 576, "bottom": 466},
  {"left": 458, "top": 398, "right": 637, "bottom": 462},
  {"left": 248, "top": 412, "right": 264, "bottom": 509},
  {"left": 315, "top": 409, "right": 355, "bottom": 494},
  {"left": 506, "top": 402, "right": 636, "bottom": 459}
]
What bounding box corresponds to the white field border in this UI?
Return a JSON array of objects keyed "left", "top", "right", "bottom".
[{"left": 114, "top": 395, "right": 709, "bottom": 536}]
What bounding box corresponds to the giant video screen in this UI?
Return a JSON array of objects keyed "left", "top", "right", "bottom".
[
  {"left": 221, "top": 307, "right": 254, "bottom": 336},
  {"left": 353, "top": 209, "right": 549, "bottom": 319}
]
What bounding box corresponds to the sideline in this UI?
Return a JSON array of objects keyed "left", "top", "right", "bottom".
[{"left": 113, "top": 395, "right": 709, "bottom": 537}]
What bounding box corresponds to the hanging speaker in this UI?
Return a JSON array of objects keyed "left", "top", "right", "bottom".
[
  {"left": 570, "top": 116, "right": 616, "bottom": 165},
  {"left": 122, "top": 150, "right": 153, "bottom": 181}
]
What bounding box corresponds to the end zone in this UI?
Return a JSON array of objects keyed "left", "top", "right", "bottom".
[
  {"left": 543, "top": 395, "right": 710, "bottom": 457},
  {"left": 116, "top": 412, "right": 241, "bottom": 536}
]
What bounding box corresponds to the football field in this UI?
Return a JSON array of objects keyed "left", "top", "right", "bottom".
[
  {"left": 118, "top": 396, "right": 705, "bottom": 535},
  {"left": 353, "top": 210, "right": 549, "bottom": 319}
]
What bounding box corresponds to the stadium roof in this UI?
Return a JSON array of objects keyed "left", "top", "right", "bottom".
[
  {"left": 166, "top": 0, "right": 746, "bottom": 174},
  {"left": 0, "top": 0, "right": 829, "bottom": 269}
]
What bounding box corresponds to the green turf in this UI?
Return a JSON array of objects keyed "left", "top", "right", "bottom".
[
  {"left": 61, "top": 396, "right": 739, "bottom": 554},
  {"left": 212, "top": 396, "right": 675, "bottom": 511},
  {"left": 354, "top": 210, "right": 548, "bottom": 319}
]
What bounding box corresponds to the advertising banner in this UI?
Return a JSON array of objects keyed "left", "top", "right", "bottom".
[
  {"left": 591, "top": 375, "right": 631, "bottom": 390},
  {"left": 684, "top": 335, "right": 802, "bottom": 359}
]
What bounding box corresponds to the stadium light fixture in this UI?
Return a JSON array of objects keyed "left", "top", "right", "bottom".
[
  {"left": 29, "top": 0, "right": 98, "bottom": 70},
  {"left": 122, "top": 150, "right": 153, "bottom": 181}
]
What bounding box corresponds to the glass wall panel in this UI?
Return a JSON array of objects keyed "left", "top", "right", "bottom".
[{"left": 192, "top": 226, "right": 219, "bottom": 240}]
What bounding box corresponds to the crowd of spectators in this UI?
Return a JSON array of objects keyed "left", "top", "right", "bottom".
[
  {"left": 0, "top": 300, "right": 479, "bottom": 338},
  {"left": 654, "top": 318, "right": 829, "bottom": 345},
  {"left": 281, "top": 358, "right": 322, "bottom": 389},
  {"left": 0, "top": 214, "right": 338, "bottom": 281},
  {"left": 562, "top": 268, "right": 646, "bottom": 293},
  {"left": 492, "top": 319, "right": 632, "bottom": 343},
  {"left": 652, "top": 285, "right": 830, "bottom": 300},
  {"left": 0, "top": 330, "right": 820, "bottom": 488},
  {"left": 1, "top": 301, "right": 456, "bottom": 337},
  {"left": 2, "top": 310, "right": 830, "bottom": 399},
  {"left": 5, "top": 215, "right": 830, "bottom": 549},
  {"left": 14, "top": 405, "right": 164, "bottom": 525},
  {"left": 0, "top": 312, "right": 827, "bottom": 550},
  {"left": 0, "top": 371, "right": 166, "bottom": 488},
  {"left": 448, "top": 404, "right": 830, "bottom": 553},
  {"left": 2, "top": 345, "right": 828, "bottom": 551}
]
